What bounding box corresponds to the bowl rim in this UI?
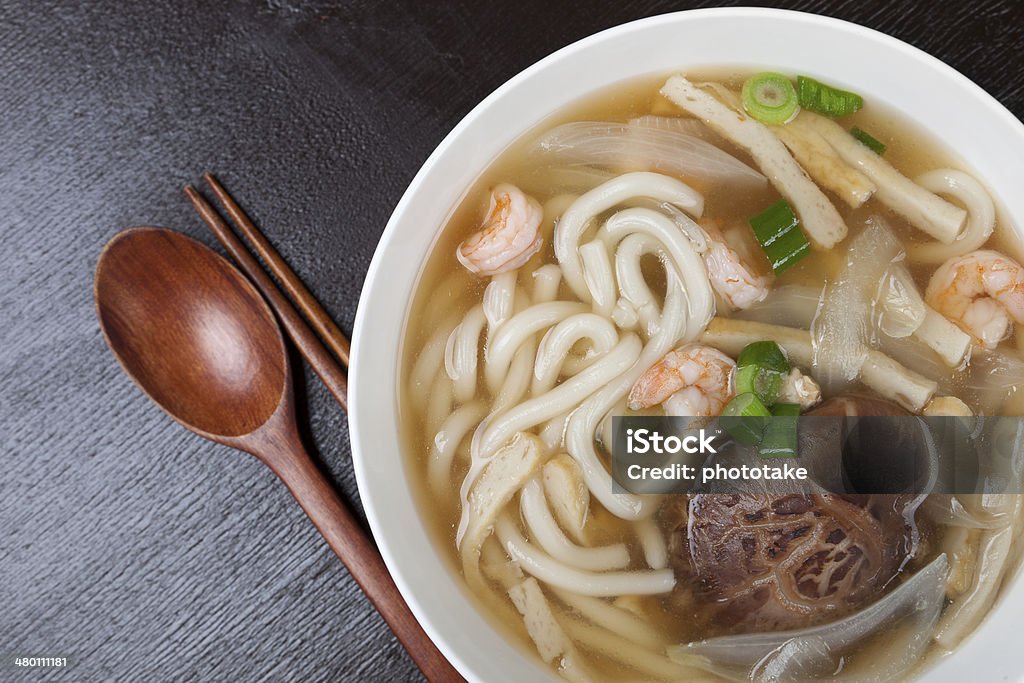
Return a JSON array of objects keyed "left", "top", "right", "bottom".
[{"left": 350, "top": 7, "right": 1024, "bottom": 682}]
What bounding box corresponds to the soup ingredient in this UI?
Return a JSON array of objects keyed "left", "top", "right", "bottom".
[
  {"left": 702, "top": 317, "right": 937, "bottom": 412},
  {"left": 456, "top": 184, "right": 544, "bottom": 276},
  {"left": 671, "top": 554, "right": 948, "bottom": 682},
  {"left": 668, "top": 494, "right": 910, "bottom": 633},
  {"left": 495, "top": 514, "right": 677, "bottom": 597},
  {"left": 876, "top": 264, "right": 926, "bottom": 338},
  {"left": 935, "top": 497, "right": 1022, "bottom": 648},
  {"left": 789, "top": 111, "right": 967, "bottom": 243},
  {"left": 701, "top": 220, "right": 773, "bottom": 308},
  {"left": 925, "top": 249, "right": 1024, "bottom": 349},
  {"left": 720, "top": 392, "right": 772, "bottom": 445},
  {"left": 520, "top": 478, "right": 631, "bottom": 571},
  {"left": 660, "top": 74, "right": 848, "bottom": 249},
  {"left": 777, "top": 368, "right": 822, "bottom": 410},
  {"left": 507, "top": 576, "right": 593, "bottom": 681},
  {"left": 850, "top": 126, "right": 886, "bottom": 155},
  {"left": 909, "top": 306, "right": 973, "bottom": 367},
  {"left": 554, "top": 172, "right": 704, "bottom": 304},
  {"left": 736, "top": 284, "right": 822, "bottom": 328},
  {"left": 541, "top": 454, "right": 590, "bottom": 544},
  {"left": 736, "top": 340, "right": 790, "bottom": 405},
  {"left": 721, "top": 392, "right": 772, "bottom": 417},
  {"left": 748, "top": 199, "right": 810, "bottom": 274},
  {"left": 458, "top": 432, "right": 545, "bottom": 588},
  {"left": 773, "top": 122, "right": 876, "bottom": 208},
  {"left": 627, "top": 344, "right": 736, "bottom": 416},
  {"left": 813, "top": 219, "right": 902, "bottom": 394},
  {"left": 807, "top": 394, "right": 909, "bottom": 417},
  {"left": 628, "top": 114, "right": 726, "bottom": 146},
  {"left": 741, "top": 72, "right": 800, "bottom": 124},
  {"left": 923, "top": 395, "right": 973, "bottom": 417},
  {"left": 796, "top": 75, "right": 864, "bottom": 117},
  {"left": 909, "top": 169, "right": 997, "bottom": 264},
  {"left": 532, "top": 120, "right": 766, "bottom": 188},
  {"left": 761, "top": 402, "right": 800, "bottom": 458}
]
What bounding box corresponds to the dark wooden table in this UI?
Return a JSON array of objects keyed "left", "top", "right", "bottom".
[{"left": 2, "top": 1, "right": 1022, "bottom": 681}]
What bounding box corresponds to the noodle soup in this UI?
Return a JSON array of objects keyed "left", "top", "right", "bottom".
[{"left": 399, "top": 69, "right": 1024, "bottom": 682}]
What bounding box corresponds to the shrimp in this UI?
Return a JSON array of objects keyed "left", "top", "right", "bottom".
[
  {"left": 456, "top": 184, "right": 543, "bottom": 276},
  {"left": 700, "top": 219, "right": 772, "bottom": 310},
  {"left": 924, "top": 249, "right": 1024, "bottom": 349},
  {"left": 628, "top": 344, "right": 735, "bottom": 416}
]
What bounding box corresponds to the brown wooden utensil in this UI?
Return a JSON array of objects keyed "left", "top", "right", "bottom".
[{"left": 94, "top": 227, "right": 463, "bottom": 683}]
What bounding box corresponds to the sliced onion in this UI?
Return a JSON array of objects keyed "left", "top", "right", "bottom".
[
  {"left": 628, "top": 114, "right": 726, "bottom": 146},
  {"left": 876, "top": 264, "right": 926, "bottom": 338},
  {"left": 735, "top": 284, "right": 822, "bottom": 329},
  {"left": 813, "top": 218, "right": 903, "bottom": 394},
  {"left": 670, "top": 554, "right": 948, "bottom": 681},
  {"left": 532, "top": 121, "right": 766, "bottom": 189}
]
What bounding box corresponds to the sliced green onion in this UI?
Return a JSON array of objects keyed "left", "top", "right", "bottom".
[
  {"left": 736, "top": 341, "right": 791, "bottom": 406},
  {"left": 851, "top": 126, "right": 887, "bottom": 155},
  {"left": 720, "top": 393, "right": 771, "bottom": 445},
  {"left": 741, "top": 72, "right": 799, "bottom": 124},
  {"left": 749, "top": 199, "right": 810, "bottom": 274},
  {"left": 759, "top": 406, "right": 800, "bottom": 458},
  {"left": 770, "top": 403, "right": 801, "bottom": 417},
  {"left": 797, "top": 75, "right": 863, "bottom": 118}
]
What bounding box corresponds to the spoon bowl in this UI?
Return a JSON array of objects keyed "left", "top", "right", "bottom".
[{"left": 95, "top": 227, "right": 287, "bottom": 438}]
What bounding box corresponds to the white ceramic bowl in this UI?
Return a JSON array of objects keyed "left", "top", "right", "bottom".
[{"left": 350, "top": 8, "right": 1024, "bottom": 682}]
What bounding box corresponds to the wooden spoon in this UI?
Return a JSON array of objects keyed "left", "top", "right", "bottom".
[{"left": 95, "top": 227, "right": 463, "bottom": 683}]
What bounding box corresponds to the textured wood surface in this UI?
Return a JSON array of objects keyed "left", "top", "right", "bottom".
[{"left": 2, "top": 1, "right": 1022, "bottom": 681}]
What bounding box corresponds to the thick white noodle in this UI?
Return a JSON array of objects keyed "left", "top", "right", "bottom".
[
  {"left": 635, "top": 517, "right": 670, "bottom": 570},
  {"left": 538, "top": 410, "right": 572, "bottom": 452},
  {"left": 480, "top": 334, "right": 642, "bottom": 456},
  {"left": 533, "top": 313, "right": 619, "bottom": 395},
  {"left": 554, "top": 172, "right": 703, "bottom": 302},
  {"left": 484, "top": 301, "right": 587, "bottom": 393},
  {"left": 425, "top": 372, "right": 454, "bottom": 437},
  {"left": 491, "top": 338, "right": 537, "bottom": 417},
  {"left": 558, "top": 618, "right": 697, "bottom": 681},
  {"left": 567, "top": 269, "right": 690, "bottom": 520},
  {"left": 600, "top": 208, "right": 715, "bottom": 337},
  {"left": 496, "top": 515, "right": 676, "bottom": 597},
  {"left": 444, "top": 304, "right": 487, "bottom": 404},
  {"left": 615, "top": 232, "right": 667, "bottom": 337},
  {"left": 551, "top": 588, "right": 667, "bottom": 651},
  {"left": 483, "top": 271, "right": 517, "bottom": 331},
  {"left": 531, "top": 263, "right": 563, "bottom": 303},
  {"left": 611, "top": 297, "right": 640, "bottom": 331},
  {"left": 428, "top": 401, "right": 487, "bottom": 495},
  {"left": 520, "top": 479, "right": 631, "bottom": 571},
  {"left": 579, "top": 240, "right": 617, "bottom": 318},
  {"left": 908, "top": 169, "right": 997, "bottom": 264},
  {"left": 408, "top": 313, "right": 458, "bottom": 413}
]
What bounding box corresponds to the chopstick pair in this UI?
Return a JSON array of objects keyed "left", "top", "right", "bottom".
[{"left": 183, "top": 174, "right": 350, "bottom": 412}]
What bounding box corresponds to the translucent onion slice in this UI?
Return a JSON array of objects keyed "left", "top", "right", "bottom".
[
  {"left": 812, "top": 218, "right": 903, "bottom": 394},
  {"left": 669, "top": 554, "right": 948, "bottom": 681},
  {"left": 876, "top": 264, "right": 926, "bottom": 338},
  {"left": 532, "top": 121, "right": 766, "bottom": 189}
]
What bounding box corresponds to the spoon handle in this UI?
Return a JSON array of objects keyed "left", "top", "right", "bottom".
[{"left": 264, "top": 440, "right": 465, "bottom": 683}]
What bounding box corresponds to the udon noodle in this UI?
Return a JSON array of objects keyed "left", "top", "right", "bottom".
[{"left": 400, "top": 70, "right": 1024, "bottom": 681}]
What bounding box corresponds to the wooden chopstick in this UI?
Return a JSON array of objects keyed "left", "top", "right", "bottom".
[
  {"left": 183, "top": 184, "right": 349, "bottom": 412},
  {"left": 202, "top": 172, "right": 351, "bottom": 368}
]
